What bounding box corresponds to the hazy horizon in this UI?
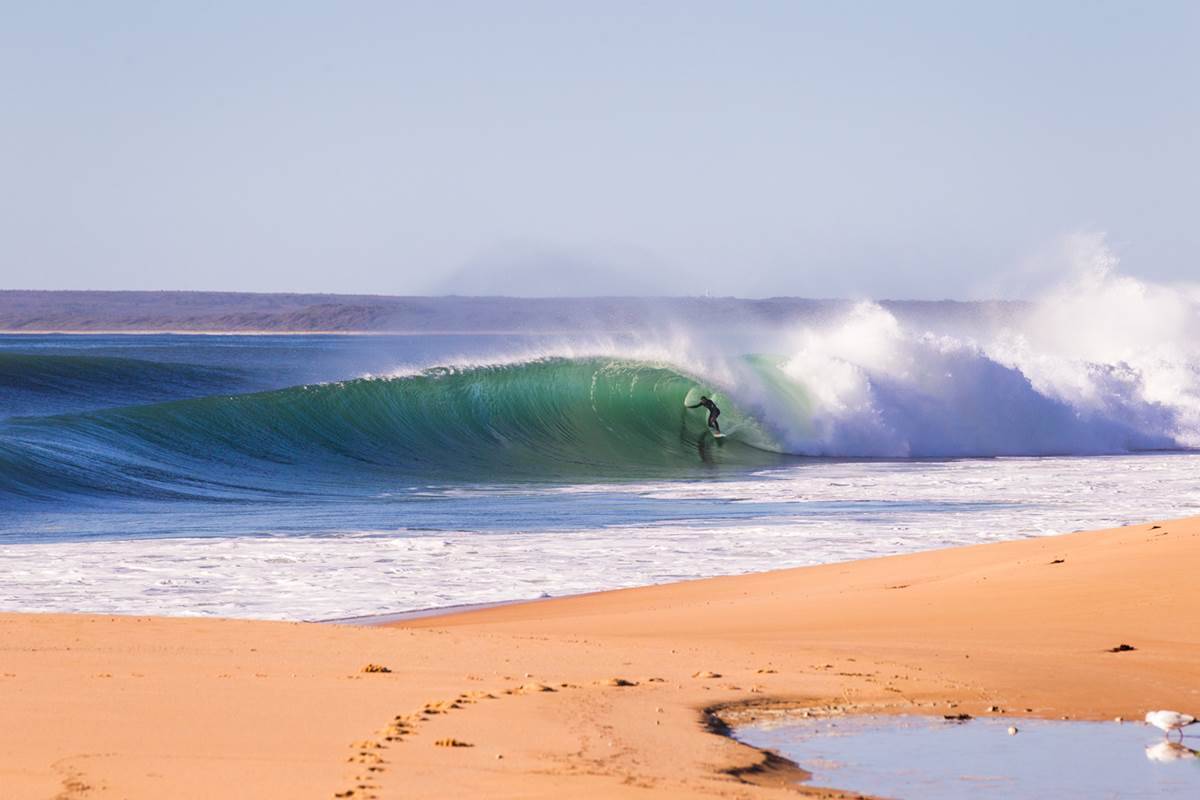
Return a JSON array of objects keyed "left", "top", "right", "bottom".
[
  {"left": 3, "top": 3, "right": 1197, "bottom": 299},
  {"left": 0, "top": 287, "right": 1030, "bottom": 301}
]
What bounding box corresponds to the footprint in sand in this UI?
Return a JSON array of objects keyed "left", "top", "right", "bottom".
[
  {"left": 423, "top": 699, "right": 461, "bottom": 713},
  {"left": 347, "top": 751, "right": 384, "bottom": 765},
  {"left": 379, "top": 727, "right": 405, "bottom": 743},
  {"left": 514, "top": 682, "right": 556, "bottom": 693}
]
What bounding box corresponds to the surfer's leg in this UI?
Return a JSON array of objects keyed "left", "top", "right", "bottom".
[{"left": 709, "top": 412, "right": 720, "bottom": 433}]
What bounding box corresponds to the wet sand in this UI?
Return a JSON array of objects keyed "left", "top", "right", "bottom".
[{"left": 2, "top": 517, "right": 1198, "bottom": 798}]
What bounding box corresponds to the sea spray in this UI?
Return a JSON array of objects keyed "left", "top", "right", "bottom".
[{"left": 753, "top": 237, "right": 1199, "bottom": 455}]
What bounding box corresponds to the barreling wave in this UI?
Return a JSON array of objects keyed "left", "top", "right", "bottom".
[{"left": 0, "top": 358, "right": 783, "bottom": 502}]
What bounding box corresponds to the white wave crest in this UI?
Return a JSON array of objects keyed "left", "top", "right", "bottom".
[{"left": 757, "top": 234, "right": 1199, "bottom": 456}]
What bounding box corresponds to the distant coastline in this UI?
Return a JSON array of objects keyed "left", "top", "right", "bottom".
[
  {"left": 0, "top": 290, "right": 1022, "bottom": 334},
  {"left": 0, "top": 329, "right": 611, "bottom": 336}
]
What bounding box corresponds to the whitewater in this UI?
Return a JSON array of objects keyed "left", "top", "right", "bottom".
[{"left": 3, "top": 250, "right": 1199, "bottom": 619}]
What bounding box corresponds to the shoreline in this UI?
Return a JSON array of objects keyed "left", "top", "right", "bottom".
[
  {"left": 3, "top": 517, "right": 1198, "bottom": 798},
  {"left": 318, "top": 597, "right": 543, "bottom": 625}
]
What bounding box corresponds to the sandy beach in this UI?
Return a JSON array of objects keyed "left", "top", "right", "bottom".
[
  {"left": 3, "top": 517, "right": 1198, "bottom": 799},
  {"left": 9, "top": 4, "right": 1199, "bottom": 796}
]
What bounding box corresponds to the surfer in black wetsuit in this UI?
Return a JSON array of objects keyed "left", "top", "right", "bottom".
[{"left": 686, "top": 395, "right": 721, "bottom": 434}]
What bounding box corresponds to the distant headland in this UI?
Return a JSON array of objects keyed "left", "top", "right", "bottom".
[{"left": 0, "top": 291, "right": 1019, "bottom": 334}]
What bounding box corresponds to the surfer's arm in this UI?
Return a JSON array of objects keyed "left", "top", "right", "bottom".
[{"left": 684, "top": 402, "right": 701, "bottom": 409}]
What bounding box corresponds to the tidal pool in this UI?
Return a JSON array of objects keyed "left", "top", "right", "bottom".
[{"left": 736, "top": 714, "right": 1200, "bottom": 799}]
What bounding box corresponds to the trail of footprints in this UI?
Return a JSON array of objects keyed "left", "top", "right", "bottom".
[
  {"left": 334, "top": 689, "right": 496, "bottom": 798},
  {"left": 331, "top": 666, "right": 776, "bottom": 798},
  {"left": 333, "top": 676, "right": 579, "bottom": 799}
]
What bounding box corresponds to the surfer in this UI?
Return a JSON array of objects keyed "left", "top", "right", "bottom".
[{"left": 686, "top": 395, "right": 721, "bottom": 434}]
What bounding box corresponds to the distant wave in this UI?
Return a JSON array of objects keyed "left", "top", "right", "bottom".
[{"left": 0, "top": 352, "right": 241, "bottom": 418}]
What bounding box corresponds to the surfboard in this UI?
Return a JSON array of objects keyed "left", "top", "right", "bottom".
[
  {"left": 683, "top": 387, "right": 708, "bottom": 408},
  {"left": 711, "top": 431, "right": 726, "bottom": 439}
]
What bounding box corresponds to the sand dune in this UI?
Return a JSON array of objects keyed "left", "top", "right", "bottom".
[{"left": 3, "top": 518, "right": 1198, "bottom": 798}]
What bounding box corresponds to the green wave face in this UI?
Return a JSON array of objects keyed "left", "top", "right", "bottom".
[{"left": 0, "top": 358, "right": 786, "bottom": 500}]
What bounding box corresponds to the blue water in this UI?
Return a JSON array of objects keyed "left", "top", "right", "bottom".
[
  {"left": 0, "top": 332, "right": 555, "bottom": 416},
  {"left": 2, "top": 333, "right": 1199, "bottom": 619},
  {"left": 738, "top": 715, "right": 1200, "bottom": 799}
]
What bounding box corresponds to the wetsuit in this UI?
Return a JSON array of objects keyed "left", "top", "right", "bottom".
[{"left": 689, "top": 396, "right": 721, "bottom": 433}]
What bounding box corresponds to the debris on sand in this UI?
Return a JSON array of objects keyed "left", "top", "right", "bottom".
[
  {"left": 600, "top": 677, "right": 638, "bottom": 687},
  {"left": 692, "top": 670, "right": 722, "bottom": 679},
  {"left": 361, "top": 664, "right": 392, "bottom": 673},
  {"left": 1108, "top": 644, "right": 1136, "bottom": 653},
  {"left": 435, "top": 738, "right": 473, "bottom": 748},
  {"left": 943, "top": 713, "right": 972, "bottom": 721}
]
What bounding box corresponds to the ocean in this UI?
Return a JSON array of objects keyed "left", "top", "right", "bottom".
[{"left": 3, "top": 300, "right": 1199, "bottom": 619}]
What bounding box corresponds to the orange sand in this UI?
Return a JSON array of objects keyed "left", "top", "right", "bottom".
[{"left": 3, "top": 517, "right": 1198, "bottom": 798}]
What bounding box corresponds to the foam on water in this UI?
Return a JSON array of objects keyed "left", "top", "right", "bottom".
[{"left": 3, "top": 453, "right": 1197, "bottom": 619}]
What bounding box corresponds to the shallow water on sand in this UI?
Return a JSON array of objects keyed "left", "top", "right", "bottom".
[{"left": 737, "top": 714, "right": 1200, "bottom": 799}]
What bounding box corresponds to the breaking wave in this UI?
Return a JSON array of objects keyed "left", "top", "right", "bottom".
[{"left": 3, "top": 237, "right": 1197, "bottom": 502}]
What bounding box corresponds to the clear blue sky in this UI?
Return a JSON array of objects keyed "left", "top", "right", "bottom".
[{"left": 2, "top": 2, "right": 1196, "bottom": 298}]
